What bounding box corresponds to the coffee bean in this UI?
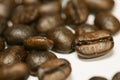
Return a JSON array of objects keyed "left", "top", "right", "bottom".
[
  {"left": 74, "top": 30, "right": 114, "bottom": 59},
  {"left": 0, "top": 37, "right": 5, "bottom": 51},
  {"left": 24, "top": 36, "right": 54, "bottom": 50},
  {"left": 37, "top": 58, "right": 71, "bottom": 80},
  {"left": 0, "top": 46, "right": 27, "bottom": 66},
  {"left": 112, "top": 72, "right": 120, "bottom": 80},
  {"left": 95, "top": 12, "right": 120, "bottom": 34},
  {"left": 36, "top": 14, "right": 64, "bottom": 34},
  {"left": 47, "top": 27, "right": 74, "bottom": 53},
  {"left": 85, "top": 0, "right": 114, "bottom": 12},
  {"left": 64, "top": 0, "right": 89, "bottom": 25},
  {"left": 26, "top": 50, "right": 57, "bottom": 76},
  {"left": 4, "top": 24, "right": 37, "bottom": 45},
  {"left": 89, "top": 76, "right": 107, "bottom": 80}
]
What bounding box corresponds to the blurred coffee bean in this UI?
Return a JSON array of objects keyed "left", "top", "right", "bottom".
[
  {"left": 75, "top": 24, "right": 98, "bottom": 36},
  {"left": 0, "top": 66, "right": 9, "bottom": 80},
  {"left": 23, "top": 0, "right": 40, "bottom": 5},
  {"left": 112, "top": 72, "right": 120, "bottom": 80},
  {"left": 85, "top": 0, "right": 114, "bottom": 12},
  {"left": 74, "top": 30, "right": 114, "bottom": 59},
  {"left": 0, "top": 37, "right": 5, "bottom": 51},
  {"left": 24, "top": 36, "right": 54, "bottom": 50},
  {"left": 47, "top": 27, "right": 74, "bottom": 53},
  {"left": 95, "top": 12, "right": 120, "bottom": 34},
  {"left": 4, "top": 24, "right": 37, "bottom": 45},
  {"left": 37, "top": 0, "right": 61, "bottom": 16},
  {"left": 11, "top": 5, "right": 38, "bottom": 24},
  {"left": 37, "top": 58, "right": 71, "bottom": 80},
  {"left": 89, "top": 76, "right": 107, "bottom": 80},
  {"left": 64, "top": 0, "right": 89, "bottom": 25},
  {"left": 8, "top": 63, "right": 30, "bottom": 80},
  {"left": 26, "top": 50, "right": 57, "bottom": 76},
  {"left": 36, "top": 14, "right": 64, "bottom": 34},
  {"left": 14, "top": 0, "right": 23, "bottom": 5},
  {"left": 0, "top": 46, "right": 27, "bottom": 66}
]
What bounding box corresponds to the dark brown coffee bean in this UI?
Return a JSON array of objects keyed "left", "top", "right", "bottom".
[
  {"left": 89, "top": 76, "right": 107, "bottom": 80},
  {"left": 47, "top": 27, "right": 74, "bottom": 53},
  {"left": 74, "top": 30, "right": 114, "bottom": 59},
  {"left": 24, "top": 36, "right": 54, "bottom": 50},
  {"left": 26, "top": 50, "right": 57, "bottom": 76},
  {"left": 85, "top": 0, "right": 114, "bottom": 12},
  {"left": 37, "top": 0, "right": 61, "bottom": 16},
  {"left": 0, "top": 46, "right": 27, "bottom": 66},
  {"left": 112, "top": 72, "right": 120, "bottom": 80},
  {"left": 95, "top": 12, "right": 120, "bottom": 34},
  {"left": 11, "top": 5, "right": 38, "bottom": 24},
  {"left": 75, "top": 24, "right": 98, "bottom": 36},
  {"left": 8, "top": 63, "right": 30, "bottom": 80},
  {"left": 36, "top": 14, "right": 64, "bottom": 34},
  {"left": 23, "top": 0, "right": 40, "bottom": 5},
  {"left": 37, "top": 58, "right": 71, "bottom": 80},
  {"left": 0, "top": 37, "right": 5, "bottom": 51},
  {"left": 64, "top": 0, "right": 89, "bottom": 25},
  {"left": 4, "top": 24, "right": 37, "bottom": 45}
]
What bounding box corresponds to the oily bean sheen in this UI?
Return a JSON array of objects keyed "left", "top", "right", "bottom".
[
  {"left": 37, "top": 0, "right": 61, "bottom": 16},
  {"left": 0, "top": 37, "right": 5, "bottom": 51},
  {"left": 26, "top": 50, "right": 57, "bottom": 76},
  {"left": 36, "top": 14, "right": 64, "bottom": 34},
  {"left": 112, "top": 72, "right": 120, "bottom": 80},
  {"left": 4, "top": 25, "right": 37, "bottom": 45},
  {"left": 89, "top": 76, "right": 107, "bottom": 80},
  {"left": 37, "top": 58, "right": 71, "bottom": 80},
  {"left": 75, "top": 30, "right": 114, "bottom": 59},
  {"left": 75, "top": 24, "right": 98, "bottom": 36},
  {"left": 47, "top": 27, "right": 74, "bottom": 53},
  {"left": 0, "top": 46, "right": 27, "bottom": 66},
  {"left": 64, "top": 0, "right": 89, "bottom": 25},
  {"left": 11, "top": 5, "right": 38, "bottom": 24},
  {"left": 95, "top": 12, "right": 120, "bottom": 34},
  {"left": 85, "top": 0, "right": 114, "bottom": 12}
]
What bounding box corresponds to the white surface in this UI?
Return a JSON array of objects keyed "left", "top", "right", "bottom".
[{"left": 28, "top": 0, "right": 120, "bottom": 80}]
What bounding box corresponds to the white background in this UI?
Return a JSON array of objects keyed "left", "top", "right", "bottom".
[{"left": 29, "top": 0, "right": 120, "bottom": 80}]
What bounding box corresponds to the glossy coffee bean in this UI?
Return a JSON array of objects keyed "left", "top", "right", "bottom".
[
  {"left": 23, "top": 0, "right": 40, "bottom": 5},
  {"left": 4, "top": 24, "right": 37, "bottom": 45},
  {"left": 24, "top": 36, "right": 54, "bottom": 50},
  {"left": 75, "top": 24, "right": 98, "bottom": 36},
  {"left": 37, "top": 0, "right": 61, "bottom": 16},
  {"left": 47, "top": 27, "right": 74, "bottom": 53},
  {"left": 95, "top": 12, "right": 120, "bottom": 34},
  {"left": 12, "top": 5, "right": 38, "bottom": 24},
  {"left": 112, "top": 72, "right": 120, "bottom": 80},
  {"left": 64, "top": 0, "right": 89, "bottom": 25},
  {"left": 74, "top": 30, "right": 114, "bottom": 59},
  {"left": 0, "top": 37, "right": 5, "bottom": 51},
  {"left": 37, "top": 58, "right": 71, "bottom": 80},
  {"left": 8, "top": 63, "right": 30, "bottom": 80},
  {"left": 36, "top": 14, "right": 64, "bottom": 34},
  {"left": 0, "top": 46, "right": 27, "bottom": 66},
  {"left": 26, "top": 50, "right": 57, "bottom": 76},
  {"left": 89, "top": 76, "right": 107, "bottom": 80},
  {"left": 85, "top": 0, "right": 114, "bottom": 12}
]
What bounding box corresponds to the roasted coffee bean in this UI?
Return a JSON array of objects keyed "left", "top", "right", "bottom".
[
  {"left": 26, "top": 50, "right": 57, "bottom": 76},
  {"left": 24, "top": 36, "right": 54, "bottom": 50},
  {"left": 37, "top": 58, "right": 71, "bottom": 80},
  {"left": 89, "top": 76, "right": 107, "bottom": 80},
  {"left": 8, "top": 63, "right": 30, "bottom": 80},
  {"left": 4, "top": 24, "right": 37, "bottom": 45},
  {"left": 0, "top": 46, "right": 27, "bottom": 66},
  {"left": 74, "top": 30, "right": 114, "bottom": 59},
  {"left": 11, "top": 5, "right": 38, "bottom": 24},
  {"left": 85, "top": 0, "right": 114, "bottom": 12},
  {"left": 36, "top": 14, "right": 64, "bottom": 34},
  {"left": 23, "top": 0, "right": 40, "bottom": 5},
  {"left": 0, "top": 37, "right": 5, "bottom": 51},
  {"left": 95, "top": 12, "right": 120, "bottom": 34},
  {"left": 112, "top": 72, "right": 120, "bottom": 80},
  {"left": 75, "top": 24, "right": 98, "bottom": 36},
  {"left": 47, "top": 27, "right": 74, "bottom": 53},
  {"left": 64, "top": 0, "right": 89, "bottom": 25},
  {"left": 37, "top": 0, "right": 61, "bottom": 16}
]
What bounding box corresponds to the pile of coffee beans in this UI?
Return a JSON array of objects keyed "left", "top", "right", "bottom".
[{"left": 0, "top": 0, "right": 119, "bottom": 80}]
